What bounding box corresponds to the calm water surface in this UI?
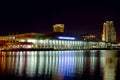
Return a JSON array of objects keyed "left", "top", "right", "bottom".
[{"left": 0, "top": 50, "right": 120, "bottom": 80}]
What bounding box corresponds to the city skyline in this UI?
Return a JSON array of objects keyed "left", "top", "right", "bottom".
[{"left": 0, "top": 1, "right": 120, "bottom": 36}]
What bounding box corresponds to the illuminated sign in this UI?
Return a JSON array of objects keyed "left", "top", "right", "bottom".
[{"left": 58, "top": 36, "right": 75, "bottom": 40}]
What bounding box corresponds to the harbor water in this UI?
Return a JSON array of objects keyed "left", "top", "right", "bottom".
[{"left": 0, "top": 50, "right": 120, "bottom": 80}]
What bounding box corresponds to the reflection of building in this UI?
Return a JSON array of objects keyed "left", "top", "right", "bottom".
[
  {"left": 102, "top": 50, "right": 117, "bottom": 80},
  {"left": 102, "top": 21, "right": 116, "bottom": 43},
  {"left": 53, "top": 24, "right": 64, "bottom": 33}
]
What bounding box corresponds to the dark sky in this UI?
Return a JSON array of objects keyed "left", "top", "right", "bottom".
[{"left": 0, "top": 0, "right": 120, "bottom": 36}]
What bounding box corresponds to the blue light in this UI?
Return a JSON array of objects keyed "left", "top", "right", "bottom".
[{"left": 58, "top": 36, "right": 75, "bottom": 40}]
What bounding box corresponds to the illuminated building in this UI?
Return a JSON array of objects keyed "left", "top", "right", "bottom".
[
  {"left": 53, "top": 24, "right": 64, "bottom": 33},
  {"left": 82, "top": 34, "right": 97, "bottom": 41},
  {"left": 102, "top": 21, "right": 116, "bottom": 43},
  {"left": 0, "top": 32, "right": 106, "bottom": 50},
  {"left": 0, "top": 24, "right": 107, "bottom": 50}
]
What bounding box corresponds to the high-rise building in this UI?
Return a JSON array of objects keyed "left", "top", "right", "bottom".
[
  {"left": 102, "top": 21, "right": 116, "bottom": 42},
  {"left": 53, "top": 24, "right": 64, "bottom": 33}
]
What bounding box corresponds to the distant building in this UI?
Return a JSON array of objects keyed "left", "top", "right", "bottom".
[
  {"left": 82, "top": 34, "right": 98, "bottom": 41},
  {"left": 102, "top": 21, "right": 116, "bottom": 43},
  {"left": 53, "top": 24, "right": 64, "bottom": 33}
]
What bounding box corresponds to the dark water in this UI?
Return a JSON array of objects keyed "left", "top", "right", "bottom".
[{"left": 0, "top": 50, "right": 120, "bottom": 80}]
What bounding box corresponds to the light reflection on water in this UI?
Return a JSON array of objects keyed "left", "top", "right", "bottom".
[
  {"left": 100, "top": 50, "right": 117, "bottom": 80},
  {"left": 0, "top": 50, "right": 119, "bottom": 80}
]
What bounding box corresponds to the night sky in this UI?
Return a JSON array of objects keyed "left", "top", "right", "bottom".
[{"left": 0, "top": 1, "right": 120, "bottom": 36}]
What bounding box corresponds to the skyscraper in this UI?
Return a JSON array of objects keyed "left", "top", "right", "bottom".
[{"left": 102, "top": 21, "right": 116, "bottom": 43}]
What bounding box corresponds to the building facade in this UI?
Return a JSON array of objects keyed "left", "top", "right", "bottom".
[
  {"left": 102, "top": 21, "right": 116, "bottom": 43},
  {"left": 0, "top": 32, "right": 107, "bottom": 49},
  {"left": 53, "top": 24, "right": 64, "bottom": 33}
]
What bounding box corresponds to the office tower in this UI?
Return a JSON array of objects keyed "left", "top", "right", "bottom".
[
  {"left": 102, "top": 21, "right": 116, "bottom": 42},
  {"left": 53, "top": 24, "right": 64, "bottom": 33}
]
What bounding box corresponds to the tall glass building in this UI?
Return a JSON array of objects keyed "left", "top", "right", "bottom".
[{"left": 102, "top": 21, "right": 116, "bottom": 43}]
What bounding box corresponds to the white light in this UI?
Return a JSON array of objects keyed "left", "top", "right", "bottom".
[
  {"left": 27, "top": 39, "right": 37, "bottom": 43},
  {"left": 58, "top": 36, "right": 75, "bottom": 40},
  {"left": 19, "top": 39, "right": 26, "bottom": 42}
]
